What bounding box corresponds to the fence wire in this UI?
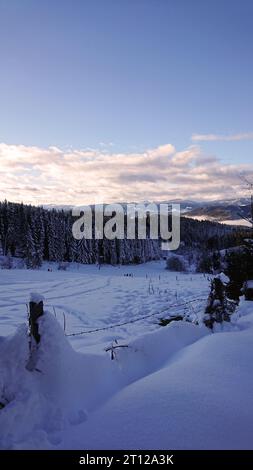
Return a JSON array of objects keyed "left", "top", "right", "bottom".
[{"left": 65, "top": 297, "right": 207, "bottom": 337}]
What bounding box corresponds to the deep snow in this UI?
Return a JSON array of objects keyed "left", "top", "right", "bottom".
[
  {"left": 0, "top": 261, "right": 209, "bottom": 352},
  {"left": 0, "top": 261, "right": 253, "bottom": 449}
]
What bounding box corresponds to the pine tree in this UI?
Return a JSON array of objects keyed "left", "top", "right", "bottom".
[
  {"left": 25, "top": 224, "right": 37, "bottom": 269},
  {"left": 204, "top": 278, "right": 236, "bottom": 329},
  {"left": 31, "top": 209, "right": 45, "bottom": 267}
]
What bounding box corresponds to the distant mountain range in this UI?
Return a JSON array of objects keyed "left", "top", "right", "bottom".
[
  {"left": 43, "top": 198, "right": 252, "bottom": 227},
  {"left": 181, "top": 198, "right": 252, "bottom": 226}
]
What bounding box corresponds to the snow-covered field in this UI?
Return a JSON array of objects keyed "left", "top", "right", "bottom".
[
  {"left": 0, "top": 261, "right": 209, "bottom": 352},
  {"left": 0, "top": 261, "right": 253, "bottom": 449}
]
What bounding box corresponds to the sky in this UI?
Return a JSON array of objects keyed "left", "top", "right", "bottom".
[{"left": 0, "top": 0, "right": 253, "bottom": 205}]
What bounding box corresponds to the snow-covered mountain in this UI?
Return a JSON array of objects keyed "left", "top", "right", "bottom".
[
  {"left": 183, "top": 198, "right": 251, "bottom": 226},
  {"left": 42, "top": 198, "right": 252, "bottom": 227},
  {"left": 43, "top": 197, "right": 251, "bottom": 214}
]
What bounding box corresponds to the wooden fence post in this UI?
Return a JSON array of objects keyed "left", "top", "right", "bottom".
[{"left": 29, "top": 296, "right": 44, "bottom": 343}]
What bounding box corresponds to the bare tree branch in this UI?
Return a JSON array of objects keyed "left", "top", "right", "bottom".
[{"left": 239, "top": 173, "right": 253, "bottom": 230}]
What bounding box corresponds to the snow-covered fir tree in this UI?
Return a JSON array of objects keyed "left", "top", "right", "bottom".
[{"left": 0, "top": 200, "right": 250, "bottom": 268}]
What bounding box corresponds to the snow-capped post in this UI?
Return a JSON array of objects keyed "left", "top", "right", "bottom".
[{"left": 29, "top": 293, "right": 44, "bottom": 344}]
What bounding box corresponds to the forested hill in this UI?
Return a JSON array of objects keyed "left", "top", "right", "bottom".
[{"left": 0, "top": 200, "right": 249, "bottom": 267}]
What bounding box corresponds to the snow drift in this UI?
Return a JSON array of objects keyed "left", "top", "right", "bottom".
[
  {"left": 1, "top": 299, "right": 253, "bottom": 450},
  {"left": 0, "top": 309, "right": 208, "bottom": 449}
]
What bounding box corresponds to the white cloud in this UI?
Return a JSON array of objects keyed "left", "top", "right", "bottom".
[
  {"left": 191, "top": 132, "right": 253, "bottom": 142},
  {"left": 0, "top": 141, "right": 252, "bottom": 205},
  {"left": 147, "top": 143, "right": 175, "bottom": 158}
]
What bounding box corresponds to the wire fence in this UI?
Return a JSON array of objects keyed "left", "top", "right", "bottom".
[{"left": 65, "top": 297, "right": 207, "bottom": 337}]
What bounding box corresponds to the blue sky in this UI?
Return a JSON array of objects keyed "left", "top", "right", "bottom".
[{"left": 0, "top": 0, "right": 253, "bottom": 204}]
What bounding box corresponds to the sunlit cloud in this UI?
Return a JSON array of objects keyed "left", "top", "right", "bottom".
[{"left": 0, "top": 142, "right": 252, "bottom": 205}]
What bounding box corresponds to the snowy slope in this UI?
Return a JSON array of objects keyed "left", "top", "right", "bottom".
[
  {"left": 75, "top": 308, "right": 253, "bottom": 450},
  {"left": 0, "top": 315, "right": 208, "bottom": 449}
]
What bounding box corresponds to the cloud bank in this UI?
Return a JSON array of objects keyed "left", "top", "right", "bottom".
[{"left": 0, "top": 142, "right": 252, "bottom": 205}]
